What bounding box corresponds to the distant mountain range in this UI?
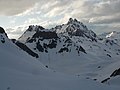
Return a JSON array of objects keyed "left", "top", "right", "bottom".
[{"left": 0, "top": 18, "right": 120, "bottom": 90}]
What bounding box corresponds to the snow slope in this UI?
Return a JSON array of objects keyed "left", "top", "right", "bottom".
[
  {"left": 1, "top": 27, "right": 120, "bottom": 90},
  {"left": 17, "top": 18, "right": 120, "bottom": 87}
]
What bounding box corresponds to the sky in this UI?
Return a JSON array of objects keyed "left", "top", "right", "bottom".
[{"left": 0, "top": 0, "right": 120, "bottom": 39}]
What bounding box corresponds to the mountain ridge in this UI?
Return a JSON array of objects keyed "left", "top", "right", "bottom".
[
  {"left": 1, "top": 25, "right": 120, "bottom": 90},
  {"left": 15, "top": 18, "right": 120, "bottom": 86},
  {"left": 0, "top": 18, "right": 120, "bottom": 88}
]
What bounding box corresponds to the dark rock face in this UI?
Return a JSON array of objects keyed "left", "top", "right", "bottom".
[
  {"left": 36, "top": 41, "right": 44, "bottom": 52},
  {"left": 11, "top": 39, "right": 16, "bottom": 43},
  {"left": 67, "top": 18, "right": 74, "bottom": 25},
  {"left": 0, "top": 27, "right": 5, "bottom": 34},
  {"left": 15, "top": 41, "right": 39, "bottom": 58},
  {"left": 45, "top": 39, "right": 57, "bottom": 49},
  {"left": 58, "top": 47, "right": 69, "bottom": 53},
  {"left": 64, "top": 38, "right": 72, "bottom": 44},
  {"left": 51, "top": 39, "right": 57, "bottom": 48},
  {"left": 0, "top": 27, "right": 8, "bottom": 37},
  {"left": 27, "top": 25, "right": 45, "bottom": 32},
  {"left": 65, "top": 18, "right": 97, "bottom": 42},
  {"left": 74, "top": 29, "right": 85, "bottom": 37},
  {"left": 107, "top": 54, "right": 111, "bottom": 57},
  {"left": 105, "top": 39, "right": 116, "bottom": 45},
  {"left": 1, "top": 39, "right": 5, "bottom": 43},
  {"left": 76, "top": 46, "right": 86, "bottom": 54},
  {"left": 27, "top": 26, "right": 34, "bottom": 31},
  {"left": 27, "top": 38, "right": 36, "bottom": 43},
  {"left": 101, "top": 68, "right": 120, "bottom": 83},
  {"left": 110, "top": 68, "right": 120, "bottom": 77},
  {"left": 27, "top": 28, "right": 59, "bottom": 53},
  {"left": 0, "top": 27, "right": 6, "bottom": 43},
  {"left": 32, "top": 31, "right": 58, "bottom": 39},
  {"left": 37, "top": 26, "right": 45, "bottom": 30},
  {"left": 101, "top": 78, "right": 110, "bottom": 83},
  {"left": 36, "top": 39, "right": 57, "bottom": 53},
  {"left": 0, "top": 35, "right": 5, "bottom": 43}
]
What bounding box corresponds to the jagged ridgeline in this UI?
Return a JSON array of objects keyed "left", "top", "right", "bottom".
[
  {"left": 16, "top": 18, "right": 120, "bottom": 83},
  {"left": 18, "top": 18, "right": 98, "bottom": 56},
  {"left": 1, "top": 18, "right": 120, "bottom": 87}
]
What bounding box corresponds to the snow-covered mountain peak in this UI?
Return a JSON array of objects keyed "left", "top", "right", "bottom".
[
  {"left": 54, "top": 18, "right": 97, "bottom": 41},
  {"left": 67, "top": 18, "right": 81, "bottom": 25},
  {"left": 18, "top": 25, "right": 45, "bottom": 43},
  {"left": 17, "top": 19, "right": 101, "bottom": 61},
  {"left": 67, "top": 18, "right": 88, "bottom": 30},
  {"left": 26, "top": 25, "right": 45, "bottom": 32},
  {"left": 99, "top": 31, "right": 120, "bottom": 46},
  {"left": 67, "top": 18, "right": 75, "bottom": 24},
  {"left": 18, "top": 18, "right": 97, "bottom": 43},
  {"left": 99, "top": 31, "right": 120, "bottom": 39}
]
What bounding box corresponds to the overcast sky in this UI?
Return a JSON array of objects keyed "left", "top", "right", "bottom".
[{"left": 0, "top": 0, "right": 120, "bottom": 39}]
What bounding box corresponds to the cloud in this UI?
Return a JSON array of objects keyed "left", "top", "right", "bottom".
[
  {"left": 1, "top": 0, "right": 120, "bottom": 39},
  {"left": 89, "top": 13, "right": 120, "bottom": 24},
  {"left": 0, "top": 0, "right": 39, "bottom": 16},
  {"left": 9, "top": 20, "right": 16, "bottom": 24},
  {"left": 6, "top": 26, "right": 28, "bottom": 39},
  {"left": 94, "top": 0, "right": 120, "bottom": 16},
  {"left": 24, "top": 17, "right": 42, "bottom": 24},
  {"left": 2, "top": 0, "right": 120, "bottom": 24}
]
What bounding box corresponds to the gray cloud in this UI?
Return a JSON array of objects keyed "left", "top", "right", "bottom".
[
  {"left": 89, "top": 13, "right": 120, "bottom": 24},
  {"left": 1, "top": 0, "right": 120, "bottom": 38},
  {"left": 0, "top": 0, "right": 39, "bottom": 16},
  {"left": 2, "top": 0, "right": 120, "bottom": 24},
  {"left": 94, "top": 0, "right": 120, "bottom": 16},
  {"left": 6, "top": 26, "right": 28, "bottom": 39}
]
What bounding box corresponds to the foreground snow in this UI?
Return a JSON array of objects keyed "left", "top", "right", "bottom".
[{"left": 0, "top": 28, "right": 120, "bottom": 90}]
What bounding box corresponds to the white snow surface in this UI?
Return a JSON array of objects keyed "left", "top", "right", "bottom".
[
  {"left": 1, "top": 32, "right": 120, "bottom": 90},
  {"left": 17, "top": 18, "right": 120, "bottom": 88}
]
